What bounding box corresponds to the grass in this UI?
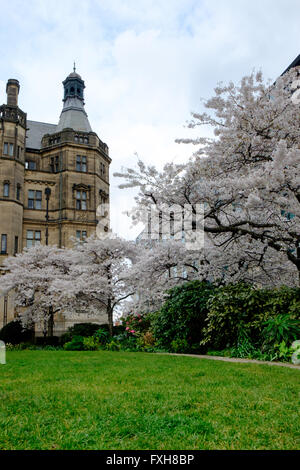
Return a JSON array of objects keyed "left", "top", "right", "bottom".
[{"left": 0, "top": 350, "right": 299, "bottom": 450}]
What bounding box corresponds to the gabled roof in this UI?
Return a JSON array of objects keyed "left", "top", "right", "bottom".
[{"left": 26, "top": 120, "right": 56, "bottom": 150}]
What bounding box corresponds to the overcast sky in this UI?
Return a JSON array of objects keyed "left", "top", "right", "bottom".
[{"left": 0, "top": 0, "right": 299, "bottom": 239}]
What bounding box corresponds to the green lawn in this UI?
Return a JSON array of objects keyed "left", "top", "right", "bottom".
[{"left": 0, "top": 351, "right": 299, "bottom": 450}]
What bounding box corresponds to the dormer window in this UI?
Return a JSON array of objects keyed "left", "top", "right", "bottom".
[{"left": 49, "top": 137, "right": 60, "bottom": 145}]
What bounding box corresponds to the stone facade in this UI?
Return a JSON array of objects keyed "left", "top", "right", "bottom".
[{"left": 0, "top": 71, "right": 110, "bottom": 333}]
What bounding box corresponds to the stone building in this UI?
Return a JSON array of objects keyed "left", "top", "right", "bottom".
[{"left": 0, "top": 68, "right": 111, "bottom": 332}]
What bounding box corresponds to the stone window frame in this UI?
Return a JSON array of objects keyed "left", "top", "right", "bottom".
[
  {"left": 16, "top": 184, "right": 21, "bottom": 201},
  {"left": 73, "top": 184, "right": 90, "bottom": 211},
  {"left": 50, "top": 155, "right": 60, "bottom": 173},
  {"left": 1, "top": 234, "right": 7, "bottom": 254},
  {"left": 3, "top": 181, "right": 10, "bottom": 197},
  {"left": 25, "top": 160, "right": 37, "bottom": 171},
  {"left": 99, "top": 189, "right": 109, "bottom": 204},
  {"left": 100, "top": 162, "right": 106, "bottom": 177},
  {"left": 76, "top": 190, "right": 87, "bottom": 210},
  {"left": 14, "top": 236, "right": 18, "bottom": 255},
  {"left": 26, "top": 230, "right": 41, "bottom": 248},
  {"left": 76, "top": 230, "right": 87, "bottom": 241},
  {"left": 76, "top": 155, "right": 87, "bottom": 172},
  {"left": 74, "top": 134, "right": 89, "bottom": 144},
  {"left": 49, "top": 137, "right": 60, "bottom": 145},
  {"left": 28, "top": 189, "right": 42, "bottom": 210},
  {"left": 3, "top": 142, "right": 13, "bottom": 156}
]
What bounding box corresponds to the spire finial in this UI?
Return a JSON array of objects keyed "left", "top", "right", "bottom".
[{"left": 73, "top": 61, "right": 76, "bottom": 73}]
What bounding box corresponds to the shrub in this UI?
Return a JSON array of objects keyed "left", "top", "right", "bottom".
[
  {"left": 60, "top": 323, "right": 103, "bottom": 345},
  {"left": 60, "top": 332, "right": 72, "bottom": 345},
  {"left": 83, "top": 336, "right": 101, "bottom": 351},
  {"left": 64, "top": 323, "right": 102, "bottom": 338},
  {"left": 264, "top": 286, "right": 300, "bottom": 320},
  {"left": 115, "top": 332, "right": 140, "bottom": 351},
  {"left": 35, "top": 336, "right": 60, "bottom": 346},
  {"left": 105, "top": 340, "right": 120, "bottom": 351},
  {"left": 63, "top": 335, "right": 85, "bottom": 351},
  {"left": 93, "top": 328, "right": 110, "bottom": 345},
  {"left": 170, "top": 338, "right": 190, "bottom": 353},
  {"left": 61, "top": 323, "right": 124, "bottom": 345},
  {"left": 230, "top": 330, "right": 258, "bottom": 359},
  {"left": 152, "top": 280, "right": 215, "bottom": 352},
  {"left": 200, "top": 284, "right": 300, "bottom": 349},
  {"left": 138, "top": 331, "right": 156, "bottom": 348},
  {"left": 0, "top": 320, "right": 34, "bottom": 345},
  {"left": 120, "top": 313, "right": 152, "bottom": 335},
  {"left": 262, "top": 314, "right": 300, "bottom": 346}
]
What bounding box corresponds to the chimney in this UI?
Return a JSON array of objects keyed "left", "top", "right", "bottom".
[{"left": 6, "top": 79, "right": 20, "bottom": 106}]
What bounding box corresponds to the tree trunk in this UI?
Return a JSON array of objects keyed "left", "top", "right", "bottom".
[
  {"left": 107, "top": 301, "right": 113, "bottom": 337},
  {"left": 48, "top": 306, "right": 54, "bottom": 336},
  {"left": 107, "top": 263, "right": 113, "bottom": 336}
]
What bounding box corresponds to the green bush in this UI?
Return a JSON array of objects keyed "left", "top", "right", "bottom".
[
  {"left": 61, "top": 323, "right": 125, "bottom": 345},
  {"left": 152, "top": 280, "right": 215, "bottom": 352},
  {"left": 200, "top": 284, "right": 300, "bottom": 350},
  {"left": 35, "top": 336, "right": 60, "bottom": 346},
  {"left": 114, "top": 332, "right": 140, "bottom": 351},
  {"left": 230, "top": 330, "right": 258, "bottom": 359},
  {"left": 0, "top": 320, "right": 34, "bottom": 345},
  {"left": 63, "top": 335, "right": 85, "bottom": 351},
  {"left": 120, "top": 312, "right": 153, "bottom": 335},
  {"left": 65, "top": 323, "right": 101, "bottom": 338},
  {"left": 262, "top": 314, "right": 300, "bottom": 346},
  {"left": 105, "top": 340, "right": 120, "bottom": 351},
  {"left": 60, "top": 323, "right": 102, "bottom": 345},
  {"left": 93, "top": 328, "right": 110, "bottom": 345},
  {"left": 83, "top": 336, "right": 101, "bottom": 351},
  {"left": 170, "top": 338, "right": 190, "bottom": 353}
]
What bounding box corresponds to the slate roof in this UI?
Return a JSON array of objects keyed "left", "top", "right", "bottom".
[
  {"left": 56, "top": 97, "right": 92, "bottom": 133},
  {"left": 281, "top": 54, "right": 300, "bottom": 75},
  {"left": 26, "top": 120, "right": 57, "bottom": 150}
]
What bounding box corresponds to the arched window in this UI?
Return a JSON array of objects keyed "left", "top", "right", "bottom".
[{"left": 70, "top": 87, "right": 75, "bottom": 95}]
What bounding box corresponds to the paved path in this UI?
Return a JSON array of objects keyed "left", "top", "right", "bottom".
[{"left": 157, "top": 352, "right": 300, "bottom": 370}]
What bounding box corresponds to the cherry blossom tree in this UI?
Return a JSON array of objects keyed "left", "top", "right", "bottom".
[
  {"left": 115, "top": 68, "right": 300, "bottom": 287},
  {"left": 1, "top": 236, "right": 197, "bottom": 333},
  {"left": 0, "top": 244, "right": 74, "bottom": 333},
  {"left": 51, "top": 236, "right": 138, "bottom": 335}
]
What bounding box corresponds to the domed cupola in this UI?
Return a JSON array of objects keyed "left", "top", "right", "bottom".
[
  {"left": 56, "top": 64, "right": 92, "bottom": 133},
  {"left": 63, "top": 65, "right": 85, "bottom": 102}
]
